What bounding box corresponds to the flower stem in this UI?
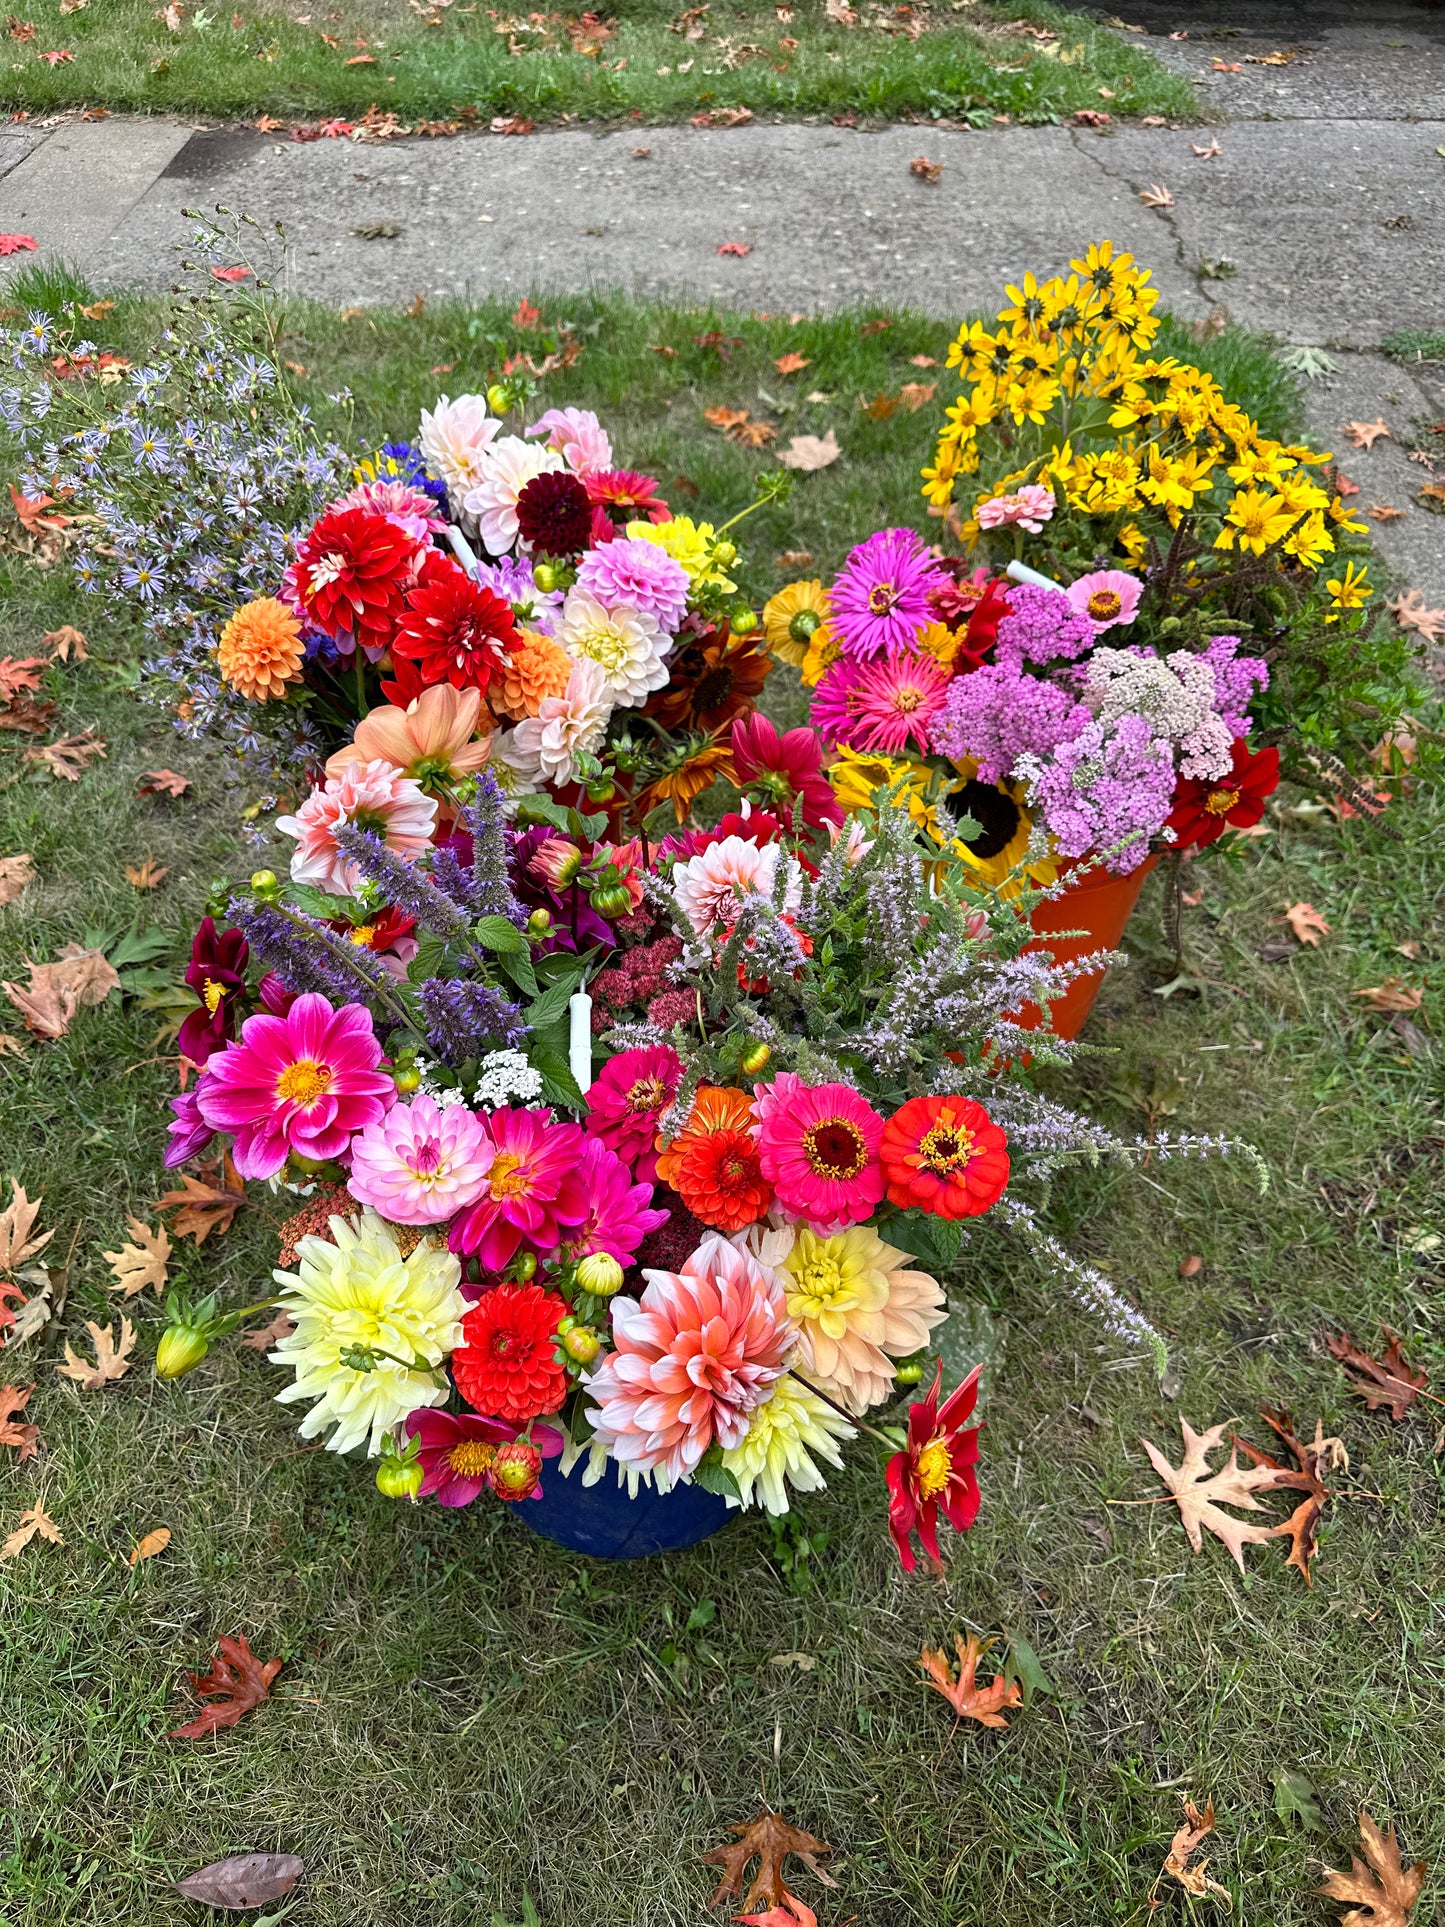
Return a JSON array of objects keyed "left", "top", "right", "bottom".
[{"left": 787, "top": 1370, "right": 898, "bottom": 1450}]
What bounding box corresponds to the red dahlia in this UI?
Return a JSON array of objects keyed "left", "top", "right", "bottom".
[
  {"left": 451, "top": 1281, "right": 570, "bottom": 1425},
  {"left": 586, "top": 467, "right": 670, "bottom": 529},
  {"left": 879, "top": 1095, "right": 1009, "bottom": 1220},
  {"left": 1166, "top": 739, "right": 1279, "bottom": 849},
  {"left": 392, "top": 553, "right": 520, "bottom": 693},
  {"left": 294, "top": 506, "right": 417, "bottom": 650},
  {"left": 515, "top": 469, "right": 593, "bottom": 557}
]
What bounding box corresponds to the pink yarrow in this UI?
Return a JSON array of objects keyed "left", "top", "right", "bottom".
[
  {"left": 754, "top": 1071, "right": 886, "bottom": 1227},
  {"left": 346, "top": 1093, "right": 492, "bottom": 1224}
]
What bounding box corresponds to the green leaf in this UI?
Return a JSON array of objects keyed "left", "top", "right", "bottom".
[
  {"left": 685, "top": 1598, "right": 717, "bottom": 1632},
  {"left": 1270, "top": 1766, "right": 1325, "bottom": 1833},
  {"left": 1002, "top": 1632, "right": 1055, "bottom": 1706},
  {"left": 106, "top": 924, "right": 171, "bottom": 970},
  {"left": 474, "top": 914, "right": 528, "bottom": 955},
  {"left": 528, "top": 1042, "right": 586, "bottom": 1115},
  {"left": 525, "top": 975, "right": 578, "bottom": 1033},
  {"left": 490, "top": 1897, "right": 543, "bottom": 1927},
  {"left": 511, "top": 792, "right": 575, "bottom": 834},
  {"left": 932, "top": 1298, "right": 1006, "bottom": 1400},
  {"left": 407, "top": 931, "right": 450, "bottom": 985},
  {"left": 689, "top": 1458, "right": 742, "bottom": 1501},
  {"left": 495, "top": 946, "right": 538, "bottom": 1002}
]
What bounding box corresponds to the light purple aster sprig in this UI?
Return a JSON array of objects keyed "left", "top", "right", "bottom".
[{"left": 829, "top": 526, "right": 946, "bottom": 659}]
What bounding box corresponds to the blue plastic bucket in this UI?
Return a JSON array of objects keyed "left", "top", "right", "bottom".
[{"left": 520, "top": 1455, "right": 731, "bottom": 1559}]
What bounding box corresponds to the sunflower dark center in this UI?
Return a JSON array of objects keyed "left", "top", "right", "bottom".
[{"left": 954, "top": 779, "right": 1023, "bottom": 861}]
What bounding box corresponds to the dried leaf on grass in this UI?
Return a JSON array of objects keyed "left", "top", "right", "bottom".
[
  {"left": 169, "top": 1632, "right": 284, "bottom": 1739},
  {"left": 734, "top": 1898, "right": 816, "bottom": 1927},
  {"left": 776, "top": 430, "right": 841, "bottom": 472},
  {"left": 57, "top": 1316, "right": 136, "bottom": 1391},
  {"left": 2, "top": 947, "right": 120, "bottom": 1038},
  {"left": 176, "top": 1854, "right": 305, "bottom": 1910},
  {"left": 23, "top": 729, "right": 106, "bottom": 779},
  {"left": 704, "top": 1812, "right": 836, "bottom": 1912},
  {"left": 0, "top": 1383, "right": 40, "bottom": 1461},
  {"left": 1161, "top": 1797, "right": 1230, "bottom": 1901},
  {"left": 124, "top": 855, "right": 169, "bottom": 890},
  {"left": 1354, "top": 978, "right": 1424, "bottom": 1012},
  {"left": 918, "top": 1632, "right": 1024, "bottom": 1729},
  {"left": 0, "top": 853, "right": 36, "bottom": 905},
  {"left": 774, "top": 350, "right": 810, "bottom": 375},
  {"left": 1326, "top": 1327, "right": 1430, "bottom": 1420},
  {"left": 40, "top": 625, "right": 86, "bottom": 661},
  {"left": 153, "top": 1154, "right": 246, "bottom": 1244},
  {"left": 240, "top": 1309, "right": 294, "bottom": 1350},
  {"left": 1, "top": 1501, "right": 61, "bottom": 1558},
  {"left": 102, "top": 1219, "right": 171, "bottom": 1297},
  {"left": 128, "top": 1526, "right": 171, "bottom": 1565},
  {"left": 1232, "top": 1408, "right": 1333, "bottom": 1586},
  {"left": 0, "top": 656, "right": 47, "bottom": 701},
  {"left": 1285, "top": 901, "right": 1330, "bottom": 945},
  {"left": 1140, "top": 1419, "right": 1282, "bottom": 1571},
  {"left": 1320, "top": 1813, "right": 1426, "bottom": 1927},
  {"left": 0, "top": 1178, "right": 53, "bottom": 1277},
  {"left": 136, "top": 768, "right": 191, "bottom": 797}
]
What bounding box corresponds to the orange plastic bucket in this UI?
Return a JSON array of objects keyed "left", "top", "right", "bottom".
[{"left": 1015, "top": 854, "right": 1158, "bottom": 1041}]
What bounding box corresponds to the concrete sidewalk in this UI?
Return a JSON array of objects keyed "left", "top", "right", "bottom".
[{"left": 0, "top": 4, "right": 1442, "bottom": 597}]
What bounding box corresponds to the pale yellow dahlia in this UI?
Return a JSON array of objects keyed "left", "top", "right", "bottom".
[
  {"left": 269, "top": 1209, "right": 466, "bottom": 1456},
  {"left": 781, "top": 1225, "right": 946, "bottom": 1415},
  {"left": 721, "top": 1375, "right": 854, "bottom": 1514}
]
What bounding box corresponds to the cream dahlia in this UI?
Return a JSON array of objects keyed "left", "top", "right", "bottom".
[
  {"left": 556, "top": 587, "right": 672, "bottom": 707},
  {"left": 276, "top": 759, "right": 438, "bottom": 896},
  {"left": 418, "top": 393, "right": 500, "bottom": 498},
  {"left": 781, "top": 1224, "right": 946, "bottom": 1415},
  {"left": 462, "top": 436, "right": 565, "bottom": 555},
  {"left": 503, "top": 658, "right": 613, "bottom": 788},
  {"left": 721, "top": 1375, "right": 854, "bottom": 1514}
]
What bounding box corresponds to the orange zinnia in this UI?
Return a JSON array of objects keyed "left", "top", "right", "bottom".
[
  {"left": 655, "top": 1085, "right": 773, "bottom": 1234},
  {"left": 489, "top": 628, "right": 573, "bottom": 721},
  {"left": 216, "top": 597, "right": 305, "bottom": 702}
]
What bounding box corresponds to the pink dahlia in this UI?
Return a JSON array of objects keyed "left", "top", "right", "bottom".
[
  {"left": 276, "top": 759, "right": 438, "bottom": 897},
  {"left": 583, "top": 1234, "right": 793, "bottom": 1482},
  {"left": 730, "top": 711, "right": 843, "bottom": 830},
  {"left": 574, "top": 535, "right": 691, "bottom": 635},
  {"left": 194, "top": 992, "right": 395, "bottom": 1180},
  {"left": 331, "top": 477, "right": 448, "bottom": 546},
  {"left": 810, "top": 648, "right": 950, "bottom": 757},
  {"left": 528, "top": 405, "right": 614, "bottom": 477},
  {"left": 405, "top": 1406, "right": 563, "bottom": 1507},
  {"left": 447, "top": 1105, "right": 589, "bottom": 1272},
  {"left": 1065, "top": 568, "right": 1143, "bottom": 634},
  {"left": 346, "top": 1093, "right": 492, "bottom": 1225},
  {"left": 829, "top": 526, "right": 946, "bottom": 660},
  {"left": 567, "top": 1137, "right": 670, "bottom": 1267},
  {"left": 670, "top": 833, "right": 802, "bottom": 939},
  {"left": 584, "top": 1043, "right": 683, "bottom": 1181},
  {"left": 754, "top": 1072, "right": 885, "bottom": 1227},
  {"left": 976, "top": 483, "right": 1055, "bottom": 535}
]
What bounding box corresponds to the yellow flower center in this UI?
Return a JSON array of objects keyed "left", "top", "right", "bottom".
[
  {"left": 448, "top": 1440, "right": 496, "bottom": 1477},
  {"left": 201, "top": 977, "right": 226, "bottom": 1015},
  {"left": 349, "top": 923, "right": 378, "bottom": 947},
  {"left": 1204, "top": 787, "right": 1241, "bottom": 816},
  {"left": 891, "top": 684, "right": 924, "bottom": 715},
  {"left": 1087, "top": 590, "right": 1122, "bottom": 621},
  {"left": 627, "top": 1075, "right": 666, "bottom": 1114},
  {"left": 790, "top": 1250, "right": 849, "bottom": 1317},
  {"left": 918, "top": 1119, "right": 974, "bottom": 1176},
  {"left": 915, "top": 1433, "right": 952, "bottom": 1500},
  {"left": 802, "top": 1118, "right": 867, "bottom": 1182},
  {"left": 275, "top": 1059, "right": 332, "bottom": 1105},
  {"left": 488, "top": 1151, "right": 530, "bottom": 1199},
  {"left": 868, "top": 581, "right": 901, "bottom": 616}
]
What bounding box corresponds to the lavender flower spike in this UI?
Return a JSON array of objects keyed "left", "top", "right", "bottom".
[
  {"left": 417, "top": 979, "right": 528, "bottom": 1064},
  {"left": 332, "top": 821, "right": 471, "bottom": 943}
]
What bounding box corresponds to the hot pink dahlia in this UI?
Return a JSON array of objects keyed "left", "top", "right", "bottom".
[
  {"left": 194, "top": 992, "right": 395, "bottom": 1180},
  {"left": 754, "top": 1072, "right": 885, "bottom": 1227},
  {"left": 276, "top": 759, "right": 438, "bottom": 897},
  {"left": 810, "top": 648, "right": 950, "bottom": 757},
  {"left": 405, "top": 1405, "right": 563, "bottom": 1507},
  {"left": 566, "top": 1136, "right": 670, "bottom": 1267},
  {"left": 584, "top": 1043, "right": 683, "bottom": 1181},
  {"left": 730, "top": 711, "right": 843, "bottom": 830},
  {"left": 447, "top": 1105, "right": 590, "bottom": 1272},
  {"left": 346, "top": 1093, "right": 492, "bottom": 1225},
  {"left": 583, "top": 1234, "right": 793, "bottom": 1482}
]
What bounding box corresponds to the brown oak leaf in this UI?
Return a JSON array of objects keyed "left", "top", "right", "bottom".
[
  {"left": 102, "top": 1219, "right": 171, "bottom": 1298},
  {"left": 1139, "top": 1419, "right": 1282, "bottom": 1571},
  {"left": 704, "top": 1812, "right": 836, "bottom": 1912},
  {"left": 0, "top": 695, "right": 56, "bottom": 735},
  {"left": 1343, "top": 418, "right": 1391, "bottom": 449},
  {"left": 3, "top": 947, "right": 120, "bottom": 1038},
  {"left": 0, "top": 1383, "right": 40, "bottom": 1461},
  {"left": 136, "top": 768, "right": 191, "bottom": 797},
  {"left": 24, "top": 729, "right": 106, "bottom": 780},
  {"left": 169, "top": 1633, "right": 284, "bottom": 1739},
  {"left": 0, "top": 853, "right": 36, "bottom": 905},
  {"left": 1232, "top": 1408, "right": 1333, "bottom": 1586},
  {"left": 1162, "top": 1797, "right": 1230, "bottom": 1900},
  {"left": 1, "top": 1501, "right": 61, "bottom": 1558},
  {"left": 124, "top": 855, "right": 169, "bottom": 891},
  {"left": 1326, "top": 1328, "right": 1429, "bottom": 1421},
  {"left": 1285, "top": 901, "right": 1330, "bottom": 945},
  {"left": 58, "top": 1316, "right": 136, "bottom": 1390},
  {"left": 153, "top": 1154, "right": 246, "bottom": 1245},
  {"left": 1354, "top": 978, "right": 1424, "bottom": 1012},
  {"left": 240, "top": 1309, "right": 294, "bottom": 1350},
  {"left": 1388, "top": 590, "right": 1445, "bottom": 642},
  {"left": 1320, "top": 1813, "right": 1426, "bottom": 1927},
  {"left": 918, "top": 1632, "right": 1024, "bottom": 1729}
]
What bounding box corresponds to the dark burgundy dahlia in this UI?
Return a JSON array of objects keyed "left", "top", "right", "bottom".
[{"left": 515, "top": 470, "right": 593, "bottom": 557}]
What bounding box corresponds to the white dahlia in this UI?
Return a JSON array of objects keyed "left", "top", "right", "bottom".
[
  {"left": 418, "top": 393, "right": 500, "bottom": 498},
  {"left": 556, "top": 588, "right": 672, "bottom": 708}
]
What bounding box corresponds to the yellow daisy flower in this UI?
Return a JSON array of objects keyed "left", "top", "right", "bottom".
[{"left": 762, "top": 579, "right": 832, "bottom": 669}]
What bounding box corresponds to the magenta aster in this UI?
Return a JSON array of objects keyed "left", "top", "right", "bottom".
[
  {"left": 574, "top": 534, "right": 691, "bottom": 634},
  {"left": 754, "top": 1072, "right": 886, "bottom": 1227},
  {"left": 566, "top": 1136, "right": 670, "bottom": 1267},
  {"left": 583, "top": 1043, "right": 683, "bottom": 1182},
  {"left": 405, "top": 1406, "right": 563, "bottom": 1507},
  {"left": 810, "top": 647, "right": 950, "bottom": 757},
  {"left": 829, "top": 526, "right": 946, "bottom": 660},
  {"left": 447, "top": 1105, "right": 590, "bottom": 1272},
  {"left": 346, "top": 1093, "right": 492, "bottom": 1225},
  {"left": 194, "top": 992, "right": 395, "bottom": 1180}
]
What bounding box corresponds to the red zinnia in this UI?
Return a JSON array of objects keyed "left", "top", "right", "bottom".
[
  {"left": 654, "top": 1086, "right": 773, "bottom": 1234},
  {"left": 886, "top": 1361, "right": 982, "bottom": 1574},
  {"left": 515, "top": 469, "right": 593, "bottom": 556},
  {"left": 294, "top": 505, "right": 417, "bottom": 650},
  {"left": 393, "top": 553, "right": 520, "bottom": 693},
  {"left": 1166, "top": 739, "right": 1279, "bottom": 849},
  {"left": 879, "top": 1095, "right": 1009, "bottom": 1220},
  {"left": 451, "top": 1281, "right": 570, "bottom": 1425}
]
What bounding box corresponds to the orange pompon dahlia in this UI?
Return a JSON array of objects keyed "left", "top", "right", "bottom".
[
  {"left": 654, "top": 1085, "right": 773, "bottom": 1234},
  {"left": 216, "top": 597, "right": 305, "bottom": 702},
  {"left": 488, "top": 628, "right": 574, "bottom": 721},
  {"left": 879, "top": 1095, "right": 1009, "bottom": 1221}
]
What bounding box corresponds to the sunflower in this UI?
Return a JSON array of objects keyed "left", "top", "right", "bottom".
[
  {"left": 644, "top": 624, "right": 772, "bottom": 733},
  {"left": 947, "top": 776, "right": 1057, "bottom": 894}
]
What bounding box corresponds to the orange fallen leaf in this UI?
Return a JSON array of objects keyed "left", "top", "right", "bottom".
[
  {"left": 1353, "top": 978, "right": 1424, "bottom": 1012},
  {"left": 703, "top": 405, "right": 750, "bottom": 433},
  {"left": 703, "top": 1812, "right": 835, "bottom": 1912},
  {"left": 909, "top": 155, "right": 941, "bottom": 184},
  {"left": 0, "top": 853, "right": 36, "bottom": 906},
  {"left": 240, "top": 1309, "right": 294, "bottom": 1350},
  {"left": 774, "top": 350, "right": 810, "bottom": 375},
  {"left": 918, "top": 1632, "right": 1023, "bottom": 1729},
  {"left": 3, "top": 947, "right": 120, "bottom": 1038},
  {"left": 1162, "top": 1797, "right": 1231, "bottom": 1901},
  {"left": 1368, "top": 503, "right": 1407, "bottom": 522},
  {"left": 124, "top": 855, "right": 169, "bottom": 891},
  {"left": 909, "top": 353, "right": 937, "bottom": 367},
  {"left": 897, "top": 380, "right": 936, "bottom": 412},
  {"left": 1343, "top": 418, "right": 1391, "bottom": 449},
  {"left": 40, "top": 625, "right": 86, "bottom": 661},
  {"left": 8, "top": 484, "right": 70, "bottom": 533},
  {"left": 1320, "top": 1812, "right": 1425, "bottom": 1927},
  {"left": 1284, "top": 901, "right": 1330, "bottom": 946},
  {"left": 1178, "top": 1254, "right": 1203, "bottom": 1277},
  {"left": 1, "top": 1501, "right": 61, "bottom": 1558},
  {"left": 136, "top": 768, "right": 191, "bottom": 797},
  {"left": 153, "top": 1154, "right": 246, "bottom": 1245},
  {"left": 0, "top": 1383, "right": 40, "bottom": 1462},
  {"left": 169, "top": 1633, "right": 284, "bottom": 1740},
  {"left": 102, "top": 1219, "right": 171, "bottom": 1298},
  {"left": 1191, "top": 137, "right": 1222, "bottom": 158},
  {"left": 1325, "top": 1327, "right": 1430, "bottom": 1422},
  {"left": 128, "top": 1525, "right": 172, "bottom": 1565}
]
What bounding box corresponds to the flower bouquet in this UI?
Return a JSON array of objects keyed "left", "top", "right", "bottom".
[{"left": 157, "top": 723, "right": 1259, "bottom": 1571}]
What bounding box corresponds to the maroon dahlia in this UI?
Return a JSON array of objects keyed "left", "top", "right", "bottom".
[{"left": 515, "top": 469, "right": 593, "bottom": 557}]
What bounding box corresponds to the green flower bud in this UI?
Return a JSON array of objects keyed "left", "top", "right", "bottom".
[
  {"left": 486, "top": 382, "right": 511, "bottom": 415},
  {"left": 155, "top": 1323, "right": 210, "bottom": 1381},
  {"left": 556, "top": 1313, "right": 578, "bottom": 1335},
  {"left": 562, "top": 1324, "right": 601, "bottom": 1365},
  {"left": 376, "top": 1454, "right": 424, "bottom": 1501},
  {"left": 730, "top": 606, "right": 759, "bottom": 636},
  {"left": 527, "top": 907, "right": 552, "bottom": 938},
  {"left": 510, "top": 1249, "right": 538, "bottom": 1282},
  {"left": 585, "top": 778, "right": 616, "bottom": 804},
  {"left": 712, "top": 540, "right": 738, "bottom": 569},
  {"left": 788, "top": 607, "right": 822, "bottom": 645},
  {"left": 894, "top": 1357, "right": 926, "bottom": 1387},
  {"left": 249, "top": 869, "right": 278, "bottom": 895},
  {"left": 740, "top": 1041, "right": 772, "bottom": 1076},
  {"left": 532, "top": 561, "right": 560, "bottom": 593},
  {"left": 576, "top": 1251, "right": 624, "bottom": 1298},
  {"left": 590, "top": 884, "right": 633, "bottom": 919},
  {"left": 394, "top": 1065, "right": 423, "bottom": 1094}
]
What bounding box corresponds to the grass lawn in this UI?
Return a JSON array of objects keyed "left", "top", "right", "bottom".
[
  {"left": 0, "top": 290, "right": 1441, "bottom": 1927},
  {"left": 0, "top": 0, "right": 1197, "bottom": 127}
]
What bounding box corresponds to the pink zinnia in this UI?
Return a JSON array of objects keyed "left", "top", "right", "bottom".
[
  {"left": 584, "top": 1044, "right": 683, "bottom": 1181},
  {"left": 583, "top": 1234, "right": 793, "bottom": 1483},
  {"left": 1065, "top": 568, "right": 1143, "bottom": 633},
  {"left": 567, "top": 1137, "right": 670, "bottom": 1267},
  {"left": 276, "top": 758, "right": 438, "bottom": 896},
  {"left": 346, "top": 1093, "right": 492, "bottom": 1224},
  {"left": 448, "top": 1106, "right": 589, "bottom": 1272},
  {"left": 194, "top": 992, "right": 395, "bottom": 1180},
  {"left": 528, "top": 405, "right": 614, "bottom": 477},
  {"left": 574, "top": 535, "right": 691, "bottom": 635},
  {"left": 754, "top": 1072, "right": 885, "bottom": 1227},
  {"left": 811, "top": 648, "right": 950, "bottom": 757},
  {"left": 730, "top": 711, "right": 843, "bottom": 830},
  {"left": 829, "top": 526, "right": 945, "bottom": 660},
  {"left": 976, "top": 483, "right": 1055, "bottom": 534}
]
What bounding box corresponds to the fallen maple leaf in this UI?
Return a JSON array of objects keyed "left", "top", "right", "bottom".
[
  {"left": 1326, "top": 1327, "right": 1429, "bottom": 1422},
  {"left": 153, "top": 1155, "right": 246, "bottom": 1245},
  {"left": 703, "top": 405, "right": 750, "bottom": 433},
  {"left": 511, "top": 295, "right": 543, "bottom": 330},
  {"left": 1388, "top": 590, "right": 1445, "bottom": 642},
  {"left": 777, "top": 430, "right": 841, "bottom": 472},
  {"left": 1139, "top": 182, "right": 1174, "bottom": 207},
  {"left": 909, "top": 155, "right": 942, "bottom": 184},
  {"left": 898, "top": 380, "right": 936, "bottom": 412},
  {"left": 36, "top": 44, "right": 73, "bottom": 58},
  {"left": 1191, "top": 137, "right": 1222, "bottom": 158},
  {"left": 1162, "top": 1797, "right": 1230, "bottom": 1901},
  {"left": 0, "top": 853, "right": 35, "bottom": 906},
  {"left": 0, "top": 1383, "right": 40, "bottom": 1462},
  {"left": 1285, "top": 902, "right": 1330, "bottom": 946},
  {"left": 0, "top": 1178, "right": 54, "bottom": 1280},
  {"left": 918, "top": 1632, "right": 1023, "bottom": 1730},
  {"left": 169, "top": 1632, "right": 284, "bottom": 1739},
  {"left": 40, "top": 625, "right": 86, "bottom": 661},
  {"left": 1, "top": 1501, "right": 61, "bottom": 1558},
  {"left": 1369, "top": 503, "right": 1407, "bottom": 522},
  {"left": 1320, "top": 1813, "right": 1426, "bottom": 1927},
  {"left": 490, "top": 114, "right": 536, "bottom": 134},
  {"left": 1354, "top": 978, "right": 1424, "bottom": 1012},
  {"left": 909, "top": 354, "right": 937, "bottom": 367},
  {"left": 240, "top": 1309, "right": 294, "bottom": 1350},
  {"left": 1212, "top": 56, "right": 1241, "bottom": 70},
  {"left": 859, "top": 390, "right": 901, "bottom": 420},
  {"left": 210, "top": 265, "right": 252, "bottom": 282},
  {"left": 774, "top": 350, "right": 810, "bottom": 375},
  {"left": 58, "top": 1315, "right": 136, "bottom": 1391},
  {"left": 3, "top": 947, "right": 120, "bottom": 1038},
  {"left": 9, "top": 484, "right": 70, "bottom": 533},
  {"left": 1343, "top": 418, "right": 1390, "bottom": 449},
  {"left": 124, "top": 855, "right": 169, "bottom": 891},
  {"left": 102, "top": 1218, "right": 171, "bottom": 1298},
  {"left": 255, "top": 113, "right": 286, "bottom": 131},
  {"left": 704, "top": 1813, "right": 836, "bottom": 1913},
  {"left": 128, "top": 1525, "right": 171, "bottom": 1565},
  {"left": 1140, "top": 1419, "right": 1282, "bottom": 1571},
  {"left": 717, "top": 240, "right": 753, "bottom": 257},
  {"left": 24, "top": 729, "right": 107, "bottom": 780},
  {"left": 136, "top": 768, "right": 191, "bottom": 797},
  {"left": 176, "top": 1855, "right": 305, "bottom": 1910},
  {"left": 734, "top": 419, "right": 776, "bottom": 448}
]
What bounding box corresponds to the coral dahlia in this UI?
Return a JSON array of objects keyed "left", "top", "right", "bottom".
[
  {"left": 754, "top": 1073, "right": 885, "bottom": 1228},
  {"left": 216, "top": 597, "right": 304, "bottom": 702},
  {"left": 276, "top": 759, "right": 438, "bottom": 896},
  {"left": 393, "top": 555, "right": 520, "bottom": 693},
  {"left": 811, "top": 648, "right": 950, "bottom": 758},
  {"left": 879, "top": 1095, "right": 1010, "bottom": 1220},
  {"left": 325, "top": 682, "right": 493, "bottom": 787},
  {"left": 488, "top": 628, "right": 574, "bottom": 721},
  {"left": 654, "top": 1086, "right": 773, "bottom": 1234},
  {"left": 294, "top": 506, "right": 417, "bottom": 650},
  {"left": 451, "top": 1280, "right": 570, "bottom": 1424}
]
